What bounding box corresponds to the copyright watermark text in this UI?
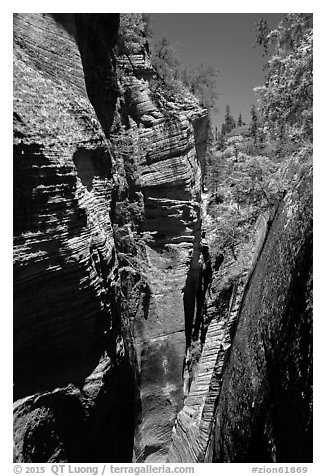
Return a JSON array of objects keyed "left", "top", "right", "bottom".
[
  {"left": 13, "top": 465, "right": 195, "bottom": 476},
  {"left": 251, "top": 468, "right": 308, "bottom": 474}
]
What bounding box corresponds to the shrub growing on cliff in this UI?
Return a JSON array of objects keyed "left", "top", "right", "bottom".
[
  {"left": 181, "top": 63, "right": 219, "bottom": 111},
  {"left": 116, "top": 13, "right": 150, "bottom": 55},
  {"left": 150, "top": 34, "right": 218, "bottom": 112},
  {"left": 151, "top": 36, "right": 181, "bottom": 84}
]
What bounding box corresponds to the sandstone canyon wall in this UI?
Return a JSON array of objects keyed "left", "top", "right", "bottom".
[
  {"left": 112, "top": 39, "right": 208, "bottom": 462},
  {"left": 212, "top": 165, "right": 313, "bottom": 463},
  {"left": 167, "top": 164, "right": 312, "bottom": 463},
  {"left": 13, "top": 13, "right": 312, "bottom": 464},
  {"left": 13, "top": 12, "right": 135, "bottom": 463},
  {"left": 13, "top": 13, "right": 208, "bottom": 463}
]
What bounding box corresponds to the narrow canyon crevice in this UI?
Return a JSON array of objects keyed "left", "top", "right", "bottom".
[
  {"left": 13, "top": 12, "right": 208, "bottom": 463},
  {"left": 167, "top": 165, "right": 312, "bottom": 463},
  {"left": 13, "top": 13, "right": 312, "bottom": 464}
]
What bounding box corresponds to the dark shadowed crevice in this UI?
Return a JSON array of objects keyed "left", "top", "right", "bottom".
[{"left": 73, "top": 14, "right": 120, "bottom": 138}]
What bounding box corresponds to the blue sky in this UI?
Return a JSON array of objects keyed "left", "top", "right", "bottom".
[{"left": 149, "top": 13, "right": 284, "bottom": 130}]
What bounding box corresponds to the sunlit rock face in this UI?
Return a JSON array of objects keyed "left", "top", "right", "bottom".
[
  {"left": 13, "top": 13, "right": 208, "bottom": 463},
  {"left": 114, "top": 49, "right": 208, "bottom": 463}
]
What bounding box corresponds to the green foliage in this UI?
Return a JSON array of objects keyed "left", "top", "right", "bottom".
[
  {"left": 140, "top": 14, "right": 152, "bottom": 38},
  {"left": 254, "top": 14, "right": 313, "bottom": 148},
  {"left": 206, "top": 13, "right": 313, "bottom": 295},
  {"left": 230, "top": 124, "right": 251, "bottom": 139},
  {"left": 116, "top": 15, "right": 219, "bottom": 112},
  {"left": 216, "top": 105, "right": 239, "bottom": 151},
  {"left": 181, "top": 63, "right": 219, "bottom": 110},
  {"left": 207, "top": 125, "right": 284, "bottom": 259},
  {"left": 151, "top": 36, "right": 181, "bottom": 84},
  {"left": 216, "top": 130, "right": 225, "bottom": 150},
  {"left": 250, "top": 104, "right": 259, "bottom": 142},
  {"left": 149, "top": 36, "right": 194, "bottom": 105},
  {"left": 150, "top": 35, "right": 218, "bottom": 110},
  {"left": 116, "top": 13, "right": 150, "bottom": 55}
]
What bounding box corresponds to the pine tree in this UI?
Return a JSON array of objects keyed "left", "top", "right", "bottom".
[
  {"left": 250, "top": 104, "right": 258, "bottom": 143},
  {"left": 217, "top": 130, "right": 225, "bottom": 150},
  {"left": 224, "top": 105, "right": 236, "bottom": 133},
  {"left": 237, "top": 113, "right": 243, "bottom": 127}
]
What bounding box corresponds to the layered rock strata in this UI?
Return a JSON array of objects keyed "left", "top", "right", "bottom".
[
  {"left": 13, "top": 13, "right": 140, "bottom": 463},
  {"left": 13, "top": 13, "right": 208, "bottom": 463},
  {"left": 168, "top": 163, "right": 312, "bottom": 463},
  {"left": 113, "top": 51, "right": 207, "bottom": 462},
  {"left": 167, "top": 205, "right": 275, "bottom": 462},
  {"left": 167, "top": 318, "right": 227, "bottom": 463},
  {"left": 167, "top": 162, "right": 312, "bottom": 463}
]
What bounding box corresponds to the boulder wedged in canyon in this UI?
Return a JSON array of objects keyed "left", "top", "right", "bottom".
[
  {"left": 212, "top": 165, "right": 313, "bottom": 462},
  {"left": 13, "top": 13, "right": 208, "bottom": 463}
]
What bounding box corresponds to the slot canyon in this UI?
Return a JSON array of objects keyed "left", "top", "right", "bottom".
[{"left": 13, "top": 13, "right": 312, "bottom": 464}]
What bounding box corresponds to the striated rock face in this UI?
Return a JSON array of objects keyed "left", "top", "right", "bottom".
[
  {"left": 13, "top": 13, "right": 208, "bottom": 463},
  {"left": 167, "top": 206, "right": 273, "bottom": 462},
  {"left": 13, "top": 13, "right": 135, "bottom": 462},
  {"left": 13, "top": 13, "right": 312, "bottom": 464},
  {"left": 212, "top": 165, "right": 313, "bottom": 462},
  {"left": 167, "top": 164, "right": 312, "bottom": 463},
  {"left": 167, "top": 317, "right": 227, "bottom": 463},
  {"left": 113, "top": 51, "right": 207, "bottom": 462}
]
